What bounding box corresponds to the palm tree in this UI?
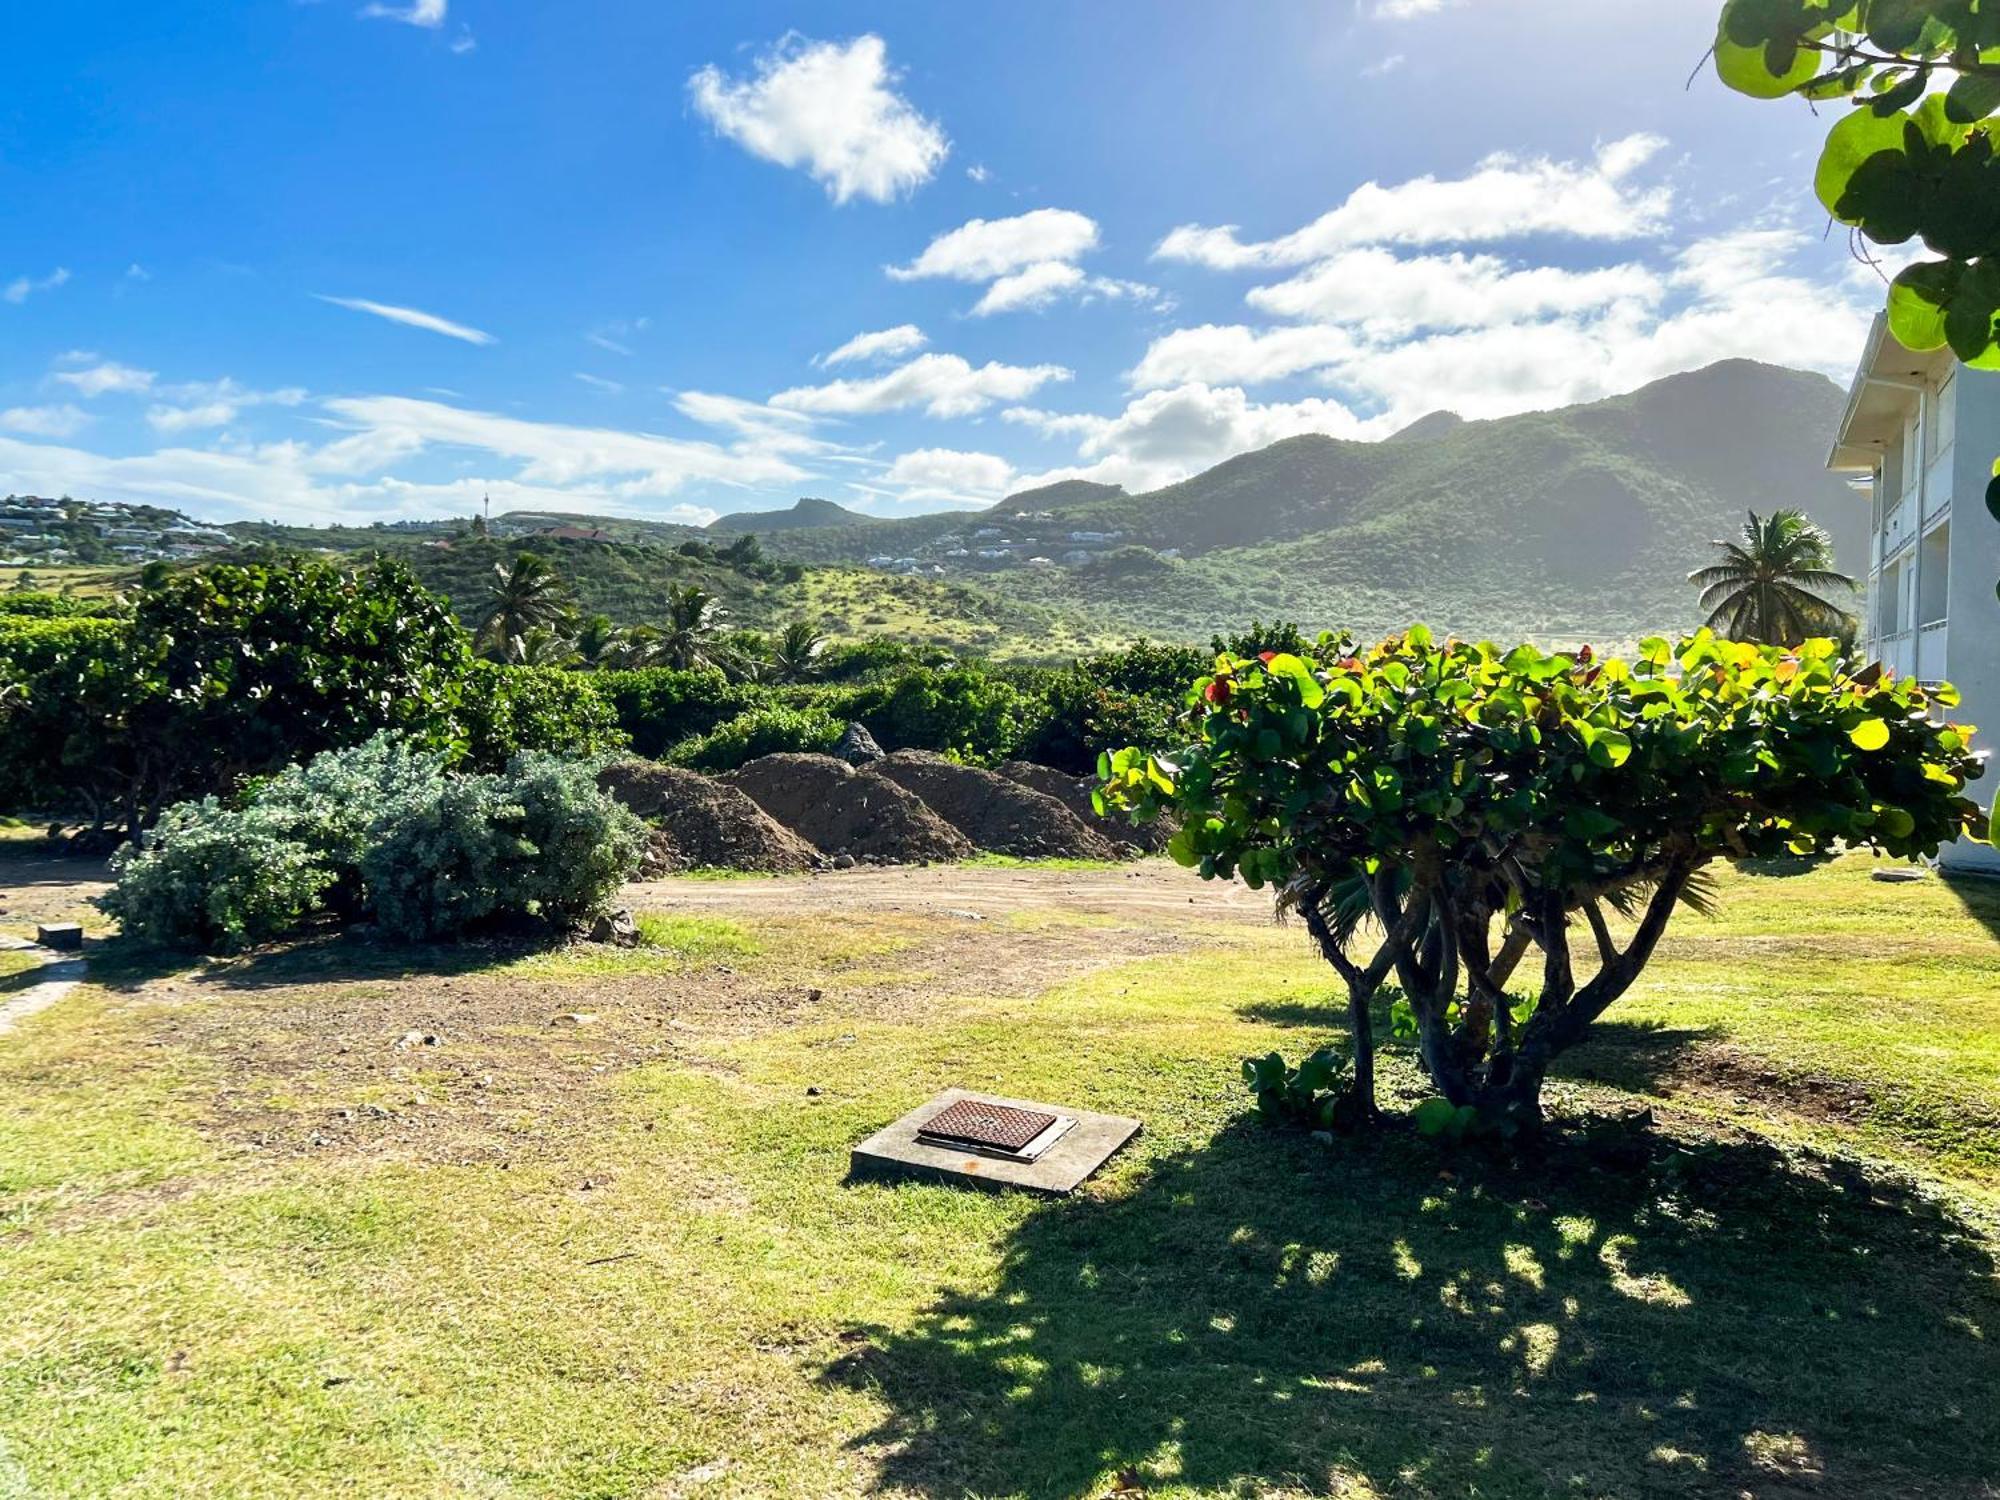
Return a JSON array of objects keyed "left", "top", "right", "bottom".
[
  {"left": 477, "top": 552, "right": 573, "bottom": 656},
  {"left": 767, "top": 620, "right": 828, "bottom": 683},
  {"left": 574, "top": 612, "right": 621, "bottom": 668},
  {"left": 1688, "top": 509, "right": 1856, "bottom": 647},
  {"left": 496, "top": 624, "right": 581, "bottom": 667},
  {"left": 654, "top": 583, "right": 728, "bottom": 671}
]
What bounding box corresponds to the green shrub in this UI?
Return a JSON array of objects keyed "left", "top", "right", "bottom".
[
  {"left": 821, "top": 665, "right": 1035, "bottom": 764},
  {"left": 102, "top": 798, "right": 336, "bottom": 953},
  {"left": 246, "top": 735, "right": 453, "bottom": 917},
  {"left": 0, "top": 592, "right": 117, "bottom": 619},
  {"left": 460, "top": 662, "right": 627, "bottom": 769},
  {"left": 596, "top": 666, "right": 752, "bottom": 757},
  {"left": 665, "top": 704, "right": 844, "bottom": 771},
  {"left": 362, "top": 754, "right": 644, "bottom": 941}
]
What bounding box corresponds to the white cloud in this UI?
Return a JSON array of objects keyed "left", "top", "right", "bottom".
[
  {"left": 1129, "top": 323, "right": 1361, "bottom": 390},
  {"left": 1273, "top": 226, "right": 1869, "bottom": 429},
  {"left": 316, "top": 294, "right": 496, "bottom": 345},
  {"left": 688, "top": 34, "right": 948, "bottom": 205},
  {"left": 319, "top": 394, "right": 810, "bottom": 490},
  {"left": 360, "top": 0, "right": 446, "bottom": 28},
  {"left": 1372, "top": 0, "right": 1458, "bottom": 17},
  {"left": 878, "top": 446, "right": 1015, "bottom": 505},
  {"left": 770, "top": 352, "right": 1070, "bottom": 419},
  {"left": 145, "top": 378, "right": 309, "bottom": 433},
  {"left": 574, "top": 373, "right": 626, "bottom": 395},
  {"left": 1361, "top": 54, "right": 1407, "bottom": 77},
  {"left": 966, "top": 164, "right": 991, "bottom": 183},
  {"left": 1010, "top": 383, "right": 1376, "bottom": 494},
  {"left": 1244, "top": 249, "right": 1662, "bottom": 336},
  {"left": 671, "top": 390, "right": 836, "bottom": 458},
  {"left": 0, "top": 428, "right": 725, "bottom": 528},
  {"left": 0, "top": 405, "right": 91, "bottom": 439},
  {"left": 1154, "top": 135, "right": 1671, "bottom": 269},
  {"left": 53, "top": 360, "right": 156, "bottom": 397},
  {"left": 4, "top": 267, "right": 70, "bottom": 305},
  {"left": 888, "top": 208, "right": 1157, "bottom": 316},
  {"left": 818, "top": 323, "right": 928, "bottom": 367},
  {"left": 971, "top": 262, "right": 1087, "bottom": 316},
  {"left": 890, "top": 209, "right": 1100, "bottom": 282},
  {"left": 584, "top": 317, "right": 648, "bottom": 357}
]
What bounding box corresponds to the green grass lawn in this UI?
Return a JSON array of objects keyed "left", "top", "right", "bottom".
[{"left": 1, "top": 855, "right": 1996, "bottom": 1497}]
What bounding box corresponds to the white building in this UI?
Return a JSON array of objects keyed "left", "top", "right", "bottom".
[{"left": 1829, "top": 312, "right": 2000, "bottom": 873}]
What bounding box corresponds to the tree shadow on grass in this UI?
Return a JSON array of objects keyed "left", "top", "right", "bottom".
[
  {"left": 1941, "top": 870, "right": 2000, "bottom": 946},
  {"left": 87, "top": 929, "right": 545, "bottom": 994},
  {"left": 1554, "top": 1020, "right": 1720, "bottom": 1096},
  {"left": 830, "top": 1121, "right": 2000, "bottom": 1498}
]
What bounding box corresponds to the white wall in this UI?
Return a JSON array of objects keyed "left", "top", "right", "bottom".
[{"left": 1942, "top": 367, "right": 2000, "bottom": 873}]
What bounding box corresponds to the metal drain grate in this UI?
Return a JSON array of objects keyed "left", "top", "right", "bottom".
[{"left": 918, "top": 1099, "right": 1059, "bottom": 1153}]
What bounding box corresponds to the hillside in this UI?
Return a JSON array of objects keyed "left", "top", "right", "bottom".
[
  {"left": 196, "top": 533, "right": 1113, "bottom": 659},
  {"left": 766, "top": 360, "right": 1864, "bottom": 645},
  {"left": 707, "top": 497, "right": 874, "bottom": 533}
]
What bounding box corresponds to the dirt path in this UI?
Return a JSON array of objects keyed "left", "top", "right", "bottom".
[
  {"left": 625, "top": 857, "right": 1274, "bottom": 923},
  {"left": 0, "top": 936, "right": 88, "bottom": 1037}
]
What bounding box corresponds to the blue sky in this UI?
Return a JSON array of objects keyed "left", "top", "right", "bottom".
[{"left": 0, "top": 1, "right": 1879, "bottom": 526}]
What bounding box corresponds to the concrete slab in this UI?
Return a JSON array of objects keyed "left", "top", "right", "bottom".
[{"left": 849, "top": 1088, "right": 1141, "bottom": 1196}]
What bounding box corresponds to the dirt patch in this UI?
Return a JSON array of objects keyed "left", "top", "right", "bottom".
[
  {"left": 996, "top": 760, "right": 1173, "bottom": 854},
  {"left": 725, "top": 753, "right": 971, "bottom": 865},
  {"left": 597, "top": 761, "right": 820, "bottom": 875},
  {"left": 865, "top": 752, "right": 1120, "bottom": 861}
]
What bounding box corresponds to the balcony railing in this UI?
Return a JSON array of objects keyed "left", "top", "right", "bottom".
[
  {"left": 1924, "top": 448, "right": 1955, "bottom": 521},
  {"left": 1918, "top": 620, "right": 1949, "bottom": 684},
  {"left": 1875, "top": 628, "right": 1916, "bottom": 681}
]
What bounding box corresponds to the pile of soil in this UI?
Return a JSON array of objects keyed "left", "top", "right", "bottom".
[
  {"left": 996, "top": 759, "right": 1173, "bottom": 854},
  {"left": 725, "top": 753, "right": 971, "bottom": 864},
  {"left": 864, "top": 751, "right": 1120, "bottom": 861},
  {"left": 596, "top": 760, "right": 820, "bottom": 875}
]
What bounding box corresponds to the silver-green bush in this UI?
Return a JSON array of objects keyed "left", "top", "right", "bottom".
[
  {"left": 361, "top": 754, "right": 646, "bottom": 942},
  {"left": 101, "top": 737, "right": 644, "bottom": 951},
  {"left": 102, "top": 798, "right": 336, "bottom": 953}
]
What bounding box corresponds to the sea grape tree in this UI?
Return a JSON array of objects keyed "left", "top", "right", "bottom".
[
  {"left": 1099, "top": 627, "right": 1983, "bottom": 1129},
  {"left": 1710, "top": 0, "right": 2000, "bottom": 372}
]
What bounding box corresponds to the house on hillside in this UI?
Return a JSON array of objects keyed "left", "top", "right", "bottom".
[
  {"left": 1829, "top": 311, "right": 2000, "bottom": 874},
  {"left": 534, "top": 525, "right": 615, "bottom": 543}
]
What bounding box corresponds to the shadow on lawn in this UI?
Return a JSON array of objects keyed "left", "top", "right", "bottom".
[
  {"left": 1237, "top": 991, "right": 1716, "bottom": 1099},
  {"left": 1941, "top": 869, "right": 2000, "bottom": 946},
  {"left": 831, "top": 1122, "right": 2000, "bottom": 1498},
  {"left": 86, "top": 929, "right": 541, "bottom": 993}
]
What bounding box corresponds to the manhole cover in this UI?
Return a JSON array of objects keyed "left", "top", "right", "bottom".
[{"left": 919, "top": 1099, "right": 1059, "bottom": 1153}]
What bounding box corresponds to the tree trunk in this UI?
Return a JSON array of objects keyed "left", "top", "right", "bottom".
[{"left": 1346, "top": 982, "right": 1378, "bottom": 1119}]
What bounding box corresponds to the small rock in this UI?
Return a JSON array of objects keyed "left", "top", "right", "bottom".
[
  {"left": 833, "top": 721, "right": 886, "bottom": 765},
  {"left": 1871, "top": 866, "right": 1929, "bottom": 883},
  {"left": 590, "top": 908, "right": 640, "bottom": 947},
  {"left": 804, "top": 987, "right": 823, "bottom": 1002},
  {"left": 831, "top": 853, "right": 857, "bottom": 870},
  {"left": 806, "top": 1085, "right": 823, "bottom": 1097},
  {"left": 551, "top": 1012, "right": 599, "bottom": 1028},
  {"left": 944, "top": 908, "right": 986, "bottom": 922}
]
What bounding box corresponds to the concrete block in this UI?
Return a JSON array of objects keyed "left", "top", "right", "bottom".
[{"left": 849, "top": 1088, "right": 1140, "bottom": 1196}]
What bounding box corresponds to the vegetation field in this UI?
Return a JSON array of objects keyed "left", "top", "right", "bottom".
[{"left": 1, "top": 852, "right": 1996, "bottom": 1498}]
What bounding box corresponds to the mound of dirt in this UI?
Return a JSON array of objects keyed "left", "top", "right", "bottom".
[
  {"left": 596, "top": 760, "right": 820, "bottom": 875},
  {"left": 725, "top": 753, "right": 971, "bottom": 865},
  {"left": 996, "top": 759, "right": 1173, "bottom": 854},
  {"left": 864, "top": 751, "right": 1121, "bottom": 861}
]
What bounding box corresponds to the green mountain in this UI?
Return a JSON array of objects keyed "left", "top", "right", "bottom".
[
  {"left": 708, "top": 496, "right": 875, "bottom": 533},
  {"left": 767, "top": 360, "right": 1864, "bottom": 647}
]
